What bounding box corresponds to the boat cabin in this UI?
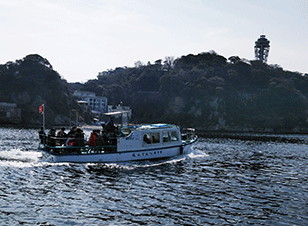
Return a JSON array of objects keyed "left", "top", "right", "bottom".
[{"left": 117, "top": 124, "right": 182, "bottom": 152}]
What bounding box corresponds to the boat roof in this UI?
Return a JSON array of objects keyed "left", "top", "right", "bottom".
[
  {"left": 132, "top": 123, "right": 178, "bottom": 131},
  {"left": 104, "top": 110, "right": 130, "bottom": 115}
]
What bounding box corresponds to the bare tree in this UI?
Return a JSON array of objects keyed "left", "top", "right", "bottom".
[
  {"left": 163, "top": 56, "right": 175, "bottom": 72},
  {"left": 134, "top": 61, "right": 144, "bottom": 68}
]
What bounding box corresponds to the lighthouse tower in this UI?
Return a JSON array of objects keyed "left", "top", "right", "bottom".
[{"left": 254, "top": 35, "right": 270, "bottom": 63}]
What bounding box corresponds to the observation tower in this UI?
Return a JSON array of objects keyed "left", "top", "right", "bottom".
[{"left": 254, "top": 35, "right": 270, "bottom": 63}]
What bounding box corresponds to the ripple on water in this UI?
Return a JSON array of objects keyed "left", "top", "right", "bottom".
[{"left": 1, "top": 130, "right": 308, "bottom": 225}]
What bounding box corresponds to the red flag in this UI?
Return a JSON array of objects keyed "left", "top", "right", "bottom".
[{"left": 39, "top": 105, "right": 44, "bottom": 114}]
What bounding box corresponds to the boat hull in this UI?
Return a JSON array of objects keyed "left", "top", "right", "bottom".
[{"left": 40, "top": 145, "right": 184, "bottom": 163}]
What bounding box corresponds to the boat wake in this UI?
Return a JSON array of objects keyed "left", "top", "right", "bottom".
[
  {"left": 184, "top": 142, "right": 209, "bottom": 159},
  {"left": 0, "top": 149, "right": 72, "bottom": 168},
  {"left": 85, "top": 142, "right": 207, "bottom": 171},
  {"left": 0, "top": 142, "right": 206, "bottom": 170},
  {"left": 0, "top": 149, "right": 41, "bottom": 163}
]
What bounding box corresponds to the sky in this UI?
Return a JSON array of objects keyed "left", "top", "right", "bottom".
[{"left": 1, "top": 0, "right": 307, "bottom": 83}]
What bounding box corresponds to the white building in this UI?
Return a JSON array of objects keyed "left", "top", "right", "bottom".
[{"left": 73, "top": 91, "right": 107, "bottom": 113}]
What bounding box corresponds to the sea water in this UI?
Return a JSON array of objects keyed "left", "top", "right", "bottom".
[{"left": 0, "top": 128, "right": 307, "bottom": 225}]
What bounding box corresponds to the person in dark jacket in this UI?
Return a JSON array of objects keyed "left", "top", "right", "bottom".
[
  {"left": 38, "top": 127, "right": 46, "bottom": 144},
  {"left": 67, "top": 126, "right": 77, "bottom": 138},
  {"left": 105, "top": 117, "right": 116, "bottom": 132},
  {"left": 74, "top": 128, "right": 85, "bottom": 147},
  {"left": 47, "top": 128, "right": 58, "bottom": 147},
  {"left": 57, "top": 127, "right": 67, "bottom": 145},
  {"left": 95, "top": 130, "right": 104, "bottom": 146}
]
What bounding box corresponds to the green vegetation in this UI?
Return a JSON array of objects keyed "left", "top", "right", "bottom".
[
  {"left": 0, "top": 54, "right": 81, "bottom": 126},
  {"left": 80, "top": 51, "right": 308, "bottom": 132},
  {"left": 1, "top": 52, "right": 308, "bottom": 132}
]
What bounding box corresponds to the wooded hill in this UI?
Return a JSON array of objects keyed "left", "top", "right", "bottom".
[
  {"left": 80, "top": 52, "right": 308, "bottom": 132},
  {"left": 1, "top": 52, "right": 308, "bottom": 132},
  {"left": 0, "top": 54, "right": 81, "bottom": 126}
]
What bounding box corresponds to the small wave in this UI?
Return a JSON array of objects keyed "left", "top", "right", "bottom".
[
  {"left": 85, "top": 157, "right": 186, "bottom": 171},
  {"left": 0, "top": 149, "right": 42, "bottom": 163},
  {"left": 132, "top": 157, "right": 186, "bottom": 169},
  {"left": 0, "top": 158, "right": 71, "bottom": 169},
  {"left": 185, "top": 143, "right": 209, "bottom": 159},
  {"left": 186, "top": 151, "right": 209, "bottom": 159}
]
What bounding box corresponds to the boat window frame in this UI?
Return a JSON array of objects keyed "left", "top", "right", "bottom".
[
  {"left": 170, "top": 130, "right": 179, "bottom": 142},
  {"left": 162, "top": 131, "right": 170, "bottom": 143},
  {"left": 143, "top": 132, "right": 161, "bottom": 145},
  {"left": 163, "top": 130, "right": 179, "bottom": 143}
]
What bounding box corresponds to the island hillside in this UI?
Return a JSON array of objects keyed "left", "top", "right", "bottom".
[{"left": 1, "top": 52, "right": 308, "bottom": 133}]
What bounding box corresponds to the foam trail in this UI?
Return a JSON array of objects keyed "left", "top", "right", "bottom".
[
  {"left": 0, "top": 149, "right": 41, "bottom": 163},
  {"left": 186, "top": 143, "right": 209, "bottom": 159}
]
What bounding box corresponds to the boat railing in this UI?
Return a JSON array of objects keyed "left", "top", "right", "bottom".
[
  {"left": 181, "top": 128, "right": 196, "bottom": 140},
  {"left": 39, "top": 142, "right": 117, "bottom": 155},
  {"left": 181, "top": 128, "right": 198, "bottom": 145}
]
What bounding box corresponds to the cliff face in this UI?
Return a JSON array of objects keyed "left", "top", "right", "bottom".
[{"left": 0, "top": 54, "right": 80, "bottom": 127}]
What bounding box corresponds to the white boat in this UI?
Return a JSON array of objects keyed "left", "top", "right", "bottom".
[{"left": 38, "top": 123, "right": 197, "bottom": 163}]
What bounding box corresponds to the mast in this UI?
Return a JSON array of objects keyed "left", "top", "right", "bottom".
[{"left": 39, "top": 104, "right": 45, "bottom": 129}]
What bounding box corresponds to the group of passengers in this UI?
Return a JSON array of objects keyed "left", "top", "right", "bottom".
[
  {"left": 38, "top": 117, "right": 120, "bottom": 149},
  {"left": 39, "top": 126, "right": 85, "bottom": 147},
  {"left": 88, "top": 129, "right": 117, "bottom": 147}
]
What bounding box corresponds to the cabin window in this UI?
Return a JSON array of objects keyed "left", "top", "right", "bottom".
[
  {"left": 170, "top": 131, "right": 179, "bottom": 141},
  {"left": 152, "top": 132, "right": 160, "bottom": 144},
  {"left": 143, "top": 133, "right": 151, "bottom": 144},
  {"left": 163, "top": 131, "right": 170, "bottom": 142},
  {"left": 143, "top": 132, "right": 160, "bottom": 144},
  {"left": 163, "top": 131, "right": 179, "bottom": 143}
]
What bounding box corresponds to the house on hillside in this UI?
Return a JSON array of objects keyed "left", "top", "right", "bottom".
[
  {"left": 0, "top": 102, "right": 21, "bottom": 124},
  {"left": 73, "top": 91, "right": 108, "bottom": 114}
]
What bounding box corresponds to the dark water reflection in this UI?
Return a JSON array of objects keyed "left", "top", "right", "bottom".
[{"left": 0, "top": 128, "right": 308, "bottom": 225}]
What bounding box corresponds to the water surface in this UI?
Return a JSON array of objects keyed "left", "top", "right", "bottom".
[{"left": 0, "top": 128, "right": 307, "bottom": 225}]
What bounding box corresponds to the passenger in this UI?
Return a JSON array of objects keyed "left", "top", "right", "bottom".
[
  {"left": 67, "top": 126, "right": 77, "bottom": 138},
  {"left": 38, "top": 127, "right": 46, "bottom": 144},
  {"left": 64, "top": 136, "right": 74, "bottom": 154},
  {"left": 88, "top": 130, "right": 97, "bottom": 147},
  {"left": 57, "top": 127, "right": 67, "bottom": 145},
  {"left": 143, "top": 134, "right": 151, "bottom": 144},
  {"left": 110, "top": 132, "right": 117, "bottom": 145},
  {"left": 152, "top": 135, "right": 159, "bottom": 143},
  {"left": 101, "top": 130, "right": 109, "bottom": 145},
  {"left": 47, "top": 128, "right": 58, "bottom": 146},
  {"left": 74, "top": 128, "right": 85, "bottom": 146},
  {"left": 95, "top": 130, "right": 104, "bottom": 146},
  {"left": 106, "top": 117, "right": 116, "bottom": 132},
  {"left": 101, "top": 122, "right": 107, "bottom": 132},
  {"left": 65, "top": 137, "right": 74, "bottom": 147}
]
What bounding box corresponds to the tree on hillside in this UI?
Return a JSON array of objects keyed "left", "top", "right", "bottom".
[
  {"left": 68, "top": 51, "right": 308, "bottom": 132},
  {"left": 0, "top": 54, "right": 80, "bottom": 126}
]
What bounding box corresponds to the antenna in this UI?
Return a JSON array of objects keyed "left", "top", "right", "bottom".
[{"left": 254, "top": 34, "right": 270, "bottom": 63}]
